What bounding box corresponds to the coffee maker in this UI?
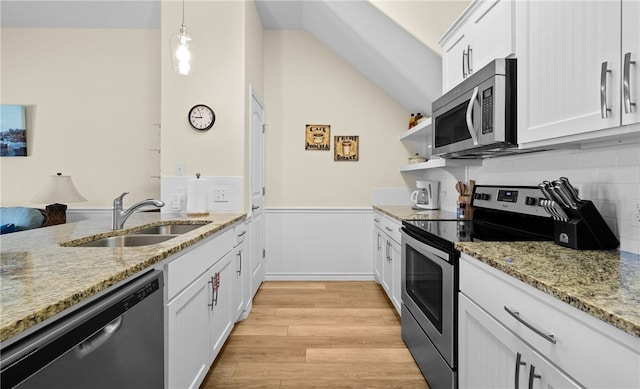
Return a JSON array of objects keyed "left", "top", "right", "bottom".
[{"left": 410, "top": 180, "right": 440, "bottom": 210}]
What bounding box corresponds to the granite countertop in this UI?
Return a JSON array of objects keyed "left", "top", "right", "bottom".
[
  {"left": 0, "top": 212, "right": 246, "bottom": 343},
  {"left": 456, "top": 241, "right": 640, "bottom": 338},
  {"left": 373, "top": 205, "right": 460, "bottom": 221}
]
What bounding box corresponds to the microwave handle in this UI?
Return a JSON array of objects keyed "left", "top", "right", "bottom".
[{"left": 465, "top": 86, "right": 480, "bottom": 145}]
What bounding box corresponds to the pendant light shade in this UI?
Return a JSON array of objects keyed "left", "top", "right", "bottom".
[{"left": 170, "top": 0, "right": 194, "bottom": 75}]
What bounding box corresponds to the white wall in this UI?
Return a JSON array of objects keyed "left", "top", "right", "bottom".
[
  {"left": 263, "top": 30, "right": 413, "bottom": 208},
  {"left": 0, "top": 28, "right": 160, "bottom": 207}
]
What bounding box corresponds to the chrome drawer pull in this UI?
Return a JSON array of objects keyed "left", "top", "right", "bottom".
[
  {"left": 601, "top": 61, "right": 612, "bottom": 118},
  {"left": 624, "top": 52, "right": 636, "bottom": 114},
  {"left": 385, "top": 226, "right": 393, "bottom": 232},
  {"left": 504, "top": 306, "right": 556, "bottom": 344}
]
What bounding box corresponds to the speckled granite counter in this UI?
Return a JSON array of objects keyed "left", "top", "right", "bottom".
[
  {"left": 373, "top": 205, "right": 459, "bottom": 221},
  {"left": 0, "top": 212, "right": 246, "bottom": 343},
  {"left": 456, "top": 241, "right": 640, "bottom": 337}
]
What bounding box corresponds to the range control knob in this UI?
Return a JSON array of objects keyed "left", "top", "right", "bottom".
[
  {"left": 474, "top": 193, "right": 482, "bottom": 200},
  {"left": 525, "top": 196, "right": 537, "bottom": 206},
  {"left": 480, "top": 193, "right": 490, "bottom": 201}
]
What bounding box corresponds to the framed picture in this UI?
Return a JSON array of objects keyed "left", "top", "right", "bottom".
[
  {"left": 305, "top": 124, "right": 330, "bottom": 150},
  {"left": 0, "top": 105, "right": 27, "bottom": 157},
  {"left": 334, "top": 135, "right": 359, "bottom": 161}
]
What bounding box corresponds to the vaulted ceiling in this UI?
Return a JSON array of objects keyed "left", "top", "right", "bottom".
[{"left": 1, "top": 0, "right": 469, "bottom": 114}]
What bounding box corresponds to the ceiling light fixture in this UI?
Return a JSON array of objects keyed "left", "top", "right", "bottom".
[{"left": 169, "top": 0, "right": 194, "bottom": 75}]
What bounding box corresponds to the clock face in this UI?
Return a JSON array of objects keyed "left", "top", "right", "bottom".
[{"left": 188, "top": 105, "right": 215, "bottom": 131}]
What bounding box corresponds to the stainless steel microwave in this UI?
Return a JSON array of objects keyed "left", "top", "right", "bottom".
[{"left": 432, "top": 58, "right": 517, "bottom": 159}]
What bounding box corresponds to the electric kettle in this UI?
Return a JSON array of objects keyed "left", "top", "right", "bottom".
[{"left": 411, "top": 180, "right": 440, "bottom": 210}]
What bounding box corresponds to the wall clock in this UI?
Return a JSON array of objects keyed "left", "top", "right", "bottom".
[{"left": 188, "top": 104, "right": 215, "bottom": 131}]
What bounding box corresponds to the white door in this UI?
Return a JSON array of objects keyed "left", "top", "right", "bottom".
[{"left": 249, "top": 86, "right": 265, "bottom": 298}]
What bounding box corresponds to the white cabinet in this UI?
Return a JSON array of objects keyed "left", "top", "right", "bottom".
[
  {"left": 459, "top": 253, "right": 640, "bottom": 389},
  {"left": 208, "top": 251, "right": 234, "bottom": 361},
  {"left": 459, "top": 294, "right": 582, "bottom": 389},
  {"left": 373, "top": 212, "right": 401, "bottom": 314},
  {"left": 440, "top": 0, "right": 515, "bottom": 93},
  {"left": 517, "top": 0, "right": 640, "bottom": 147},
  {"left": 232, "top": 223, "right": 249, "bottom": 322},
  {"left": 165, "top": 226, "right": 238, "bottom": 389}
]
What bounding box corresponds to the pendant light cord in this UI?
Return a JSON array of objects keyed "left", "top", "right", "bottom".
[{"left": 181, "top": 0, "right": 186, "bottom": 28}]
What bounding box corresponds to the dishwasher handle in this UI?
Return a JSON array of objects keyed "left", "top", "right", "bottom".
[{"left": 75, "top": 316, "right": 123, "bottom": 359}]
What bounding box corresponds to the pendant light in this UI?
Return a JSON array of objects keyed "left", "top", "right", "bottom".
[{"left": 170, "top": 0, "right": 194, "bottom": 75}]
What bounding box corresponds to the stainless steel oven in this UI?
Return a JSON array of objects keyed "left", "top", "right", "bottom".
[
  {"left": 401, "top": 185, "right": 555, "bottom": 389},
  {"left": 402, "top": 228, "right": 458, "bottom": 389}
]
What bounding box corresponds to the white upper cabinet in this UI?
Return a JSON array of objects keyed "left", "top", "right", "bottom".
[
  {"left": 440, "top": 0, "right": 515, "bottom": 93},
  {"left": 517, "top": 0, "right": 640, "bottom": 147},
  {"left": 622, "top": 0, "right": 640, "bottom": 126}
]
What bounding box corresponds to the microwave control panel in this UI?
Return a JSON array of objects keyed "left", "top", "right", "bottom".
[{"left": 481, "top": 87, "right": 493, "bottom": 134}]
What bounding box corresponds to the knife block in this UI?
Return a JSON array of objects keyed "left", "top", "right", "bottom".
[{"left": 553, "top": 200, "right": 619, "bottom": 250}]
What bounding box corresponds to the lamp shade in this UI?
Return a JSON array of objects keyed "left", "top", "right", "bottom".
[{"left": 31, "top": 173, "right": 87, "bottom": 204}]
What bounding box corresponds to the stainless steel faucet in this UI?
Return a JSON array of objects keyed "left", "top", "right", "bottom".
[{"left": 112, "top": 192, "right": 165, "bottom": 230}]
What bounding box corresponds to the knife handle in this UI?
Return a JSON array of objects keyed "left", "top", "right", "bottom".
[
  {"left": 559, "top": 177, "right": 581, "bottom": 203},
  {"left": 553, "top": 181, "right": 578, "bottom": 209}
]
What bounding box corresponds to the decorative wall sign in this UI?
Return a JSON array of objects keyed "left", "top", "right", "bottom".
[
  {"left": 334, "top": 135, "right": 359, "bottom": 161},
  {"left": 305, "top": 124, "right": 330, "bottom": 150},
  {"left": 0, "top": 105, "right": 27, "bottom": 157}
]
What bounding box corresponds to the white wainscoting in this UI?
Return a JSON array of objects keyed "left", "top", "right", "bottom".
[{"left": 265, "top": 208, "right": 375, "bottom": 281}]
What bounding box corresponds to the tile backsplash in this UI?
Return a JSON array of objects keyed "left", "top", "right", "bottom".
[
  {"left": 161, "top": 176, "right": 243, "bottom": 213},
  {"left": 378, "top": 140, "right": 640, "bottom": 254}
]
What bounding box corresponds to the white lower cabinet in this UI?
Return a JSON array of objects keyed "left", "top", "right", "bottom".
[
  {"left": 459, "top": 294, "right": 582, "bottom": 389},
  {"left": 165, "top": 224, "right": 242, "bottom": 389},
  {"left": 459, "top": 253, "right": 640, "bottom": 389},
  {"left": 373, "top": 211, "right": 401, "bottom": 315}
]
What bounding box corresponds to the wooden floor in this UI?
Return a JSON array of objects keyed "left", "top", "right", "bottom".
[{"left": 201, "top": 281, "right": 430, "bottom": 389}]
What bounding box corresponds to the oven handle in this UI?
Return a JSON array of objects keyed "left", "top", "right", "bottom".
[
  {"left": 465, "top": 86, "right": 480, "bottom": 145},
  {"left": 401, "top": 229, "right": 450, "bottom": 263}
]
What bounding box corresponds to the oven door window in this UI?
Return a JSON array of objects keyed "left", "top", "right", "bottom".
[{"left": 406, "top": 244, "right": 443, "bottom": 333}]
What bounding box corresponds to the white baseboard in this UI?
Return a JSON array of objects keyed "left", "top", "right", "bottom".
[{"left": 265, "top": 273, "right": 376, "bottom": 281}]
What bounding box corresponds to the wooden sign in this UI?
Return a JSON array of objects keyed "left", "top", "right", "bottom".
[
  {"left": 334, "top": 135, "right": 359, "bottom": 161},
  {"left": 305, "top": 124, "right": 330, "bottom": 150}
]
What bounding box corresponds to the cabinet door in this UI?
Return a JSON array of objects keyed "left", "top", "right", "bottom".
[
  {"left": 209, "top": 251, "right": 234, "bottom": 361},
  {"left": 381, "top": 237, "right": 393, "bottom": 298},
  {"left": 442, "top": 29, "right": 471, "bottom": 93},
  {"left": 471, "top": 0, "right": 514, "bottom": 73},
  {"left": 459, "top": 294, "right": 582, "bottom": 389},
  {"left": 232, "top": 242, "right": 245, "bottom": 322},
  {"left": 389, "top": 238, "right": 402, "bottom": 315},
  {"left": 374, "top": 228, "right": 383, "bottom": 283},
  {"left": 518, "top": 1, "right": 621, "bottom": 144},
  {"left": 622, "top": 0, "right": 640, "bottom": 126},
  {"left": 166, "top": 271, "right": 212, "bottom": 389}
]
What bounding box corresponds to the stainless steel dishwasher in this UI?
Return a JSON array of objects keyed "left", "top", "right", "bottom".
[{"left": 0, "top": 270, "right": 164, "bottom": 389}]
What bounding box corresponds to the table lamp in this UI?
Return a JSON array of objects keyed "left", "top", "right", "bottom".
[{"left": 31, "top": 173, "right": 87, "bottom": 225}]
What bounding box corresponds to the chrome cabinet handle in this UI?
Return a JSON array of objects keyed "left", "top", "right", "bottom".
[
  {"left": 374, "top": 218, "right": 380, "bottom": 223},
  {"left": 515, "top": 352, "right": 527, "bottom": 389},
  {"left": 624, "top": 52, "right": 636, "bottom": 114},
  {"left": 467, "top": 44, "right": 473, "bottom": 74},
  {"left": 601, "top": 61, "right": 612, "bottom": 118},
  {"left": 252, "top": 205, "right": 260, "bottom": 211},
  {"left": 462, "top": 48, "right": 468, "bottom": 78},
  {"left": 504, "top": 306, "right": 556, "bottom": 344},
  {"left": 528, "top": 365, "right": 541, "bottom": 389},
  {"left": 208, "top": 276, "right": 215, "bottom": 310},
  {"left": 386, "top": 241, "right": 391, "bottom": 262},
  {"left": 465, "top": 86, "right": 480, "bottom": 145},
  {"left": 385, "top": 226, "right": 393, "bottom": 232},
  {"left": 237, "top": 250, "right": 242, "bottom": 275},
  {"left": 377, "top": 233, "right": 381, "bottom": 250},
  {"left": 237, "top": 231, "right": 247, "bottom": 237}
]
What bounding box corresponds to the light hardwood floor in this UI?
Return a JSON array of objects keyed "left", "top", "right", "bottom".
[{"left": 201, "top": 281, "right": 430, "bottom": 389}]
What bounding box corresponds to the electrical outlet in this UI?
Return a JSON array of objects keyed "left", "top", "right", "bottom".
[
  {"left": 214, "top": 187, "right": 228, "bottom": 202},
  {"left": 175, "top": 162, "right": 185, "bottom": 176},
  {"left": 632, "top": 203, "right": 640, "bottom": 227},
  {"left": 171, "top": 192, "right": 182, "bottom": 210}
]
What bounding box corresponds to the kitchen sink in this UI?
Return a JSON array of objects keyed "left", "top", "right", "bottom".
[
  {"left": 71, "top": 234, "right": 176, "bottom": 248},
  {"left": 130, "top": 223, "right": 207, "bottom": 235}
]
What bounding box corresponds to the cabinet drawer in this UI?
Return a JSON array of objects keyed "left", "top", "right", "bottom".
[
  {"left": 373, "top": 212, "right": 401, "bottom": 243},
  {"left": 167, "top": 228, "right": 235, "bottom": 301},
  {"left": 460, "top": 253, "right": 640, "bottom": 388}
]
